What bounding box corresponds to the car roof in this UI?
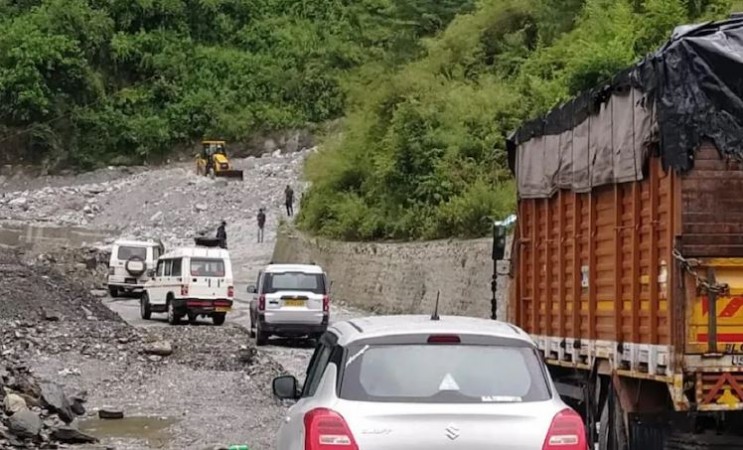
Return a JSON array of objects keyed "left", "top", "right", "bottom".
[
  {"left": 160, "top": 247, "right": 230, "bottom": 259},
  {"left": 264, "top": 263, "right": 324, "bottom": 274},
  {"left": 329, "top": 315, "right": 533, "bottom": 347},
  {"left": 113, "top": 239, "right": 159, "bottom": 247}
]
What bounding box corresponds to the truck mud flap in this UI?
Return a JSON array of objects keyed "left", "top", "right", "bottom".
[{"left": 629, "top": 414, "right": 667, "bottom": 450}]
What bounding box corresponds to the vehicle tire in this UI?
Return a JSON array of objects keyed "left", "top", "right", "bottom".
[
  {"left": 187, "top": 313, "right": 198, "bottom": 324},
  {"left": 208, "top": 167, "right": 215, "bottom": 179},
  {"left": 664, "top": 433, "right": 743, "bottom": 449},
  {"left": 598, "top": 386, "right": 628, "bottom": 450},
  {"left": 108, "top": 286, "right": 119, "bottom": 298},
  {"left": 167, "top": 300, "right": 180, "bottom": 325},
  {"left": 140, "top": 293, "right": 152, "bottom": 320},
  {"left": 255, "top": 320, "right": 268, "bottom": 346},
  {"left": 212, "top": 313, "right": 226, "bottom": 326}
]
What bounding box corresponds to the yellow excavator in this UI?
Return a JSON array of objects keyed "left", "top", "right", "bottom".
[{"left": 195, "top": 140, "right": 244, "bottom": 180}]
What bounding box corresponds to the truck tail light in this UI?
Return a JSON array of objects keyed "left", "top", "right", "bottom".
[
  {"left": 542, "top": 408, "right": 587, "bottom": 450},
  {"left": 258, "top": 295, "right": 266, "bottom": 311},
  {"left": 181, "top": 285, "right": 189, "bottom": 297},
  {"left": 227, "top": 286, "right": 234, "bottom": 297},
  {"left": 304, "top": 408, "right": 358, "bottom": 450},
  {"left": 322, "top": 295, "right": 329, "bottom": 313}
]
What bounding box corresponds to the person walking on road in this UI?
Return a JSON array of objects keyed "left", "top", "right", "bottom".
[
  {"left": 216, "top": 220, "right": 227, "bottom": 249},
  {"left": 284, "top": 185, "right": 295, "bottom": 217},
  {"left": 257, "top": 208, "right": 266, "bottom": 243}
]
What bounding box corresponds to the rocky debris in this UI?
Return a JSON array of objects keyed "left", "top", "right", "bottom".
[
  {"left": 142, "top": 340, "right": 173, "bottom": 357},
  {"left": 51, "top": 425, "right": 98, "bottom": 444},
  {"left": 0, "top": 251, "right": 121, "bottom": 323},
  {"left": 39, "top": 381, "right": 76, "bottom": 423},
  {"left": 27, "top": 246, "right": 112, "bottom": 292},
  {"left": 8, "top": 409, "right": 41, "bottom": 438},
  {"left": 3, "top": 394, "right": 26, "bottom": 415}
]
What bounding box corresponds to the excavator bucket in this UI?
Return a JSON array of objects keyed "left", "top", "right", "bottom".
[{"left": 215, "top": 170, "right": 244, "bottom": 180}]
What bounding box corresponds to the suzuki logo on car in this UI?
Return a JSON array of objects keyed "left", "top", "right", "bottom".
[{"left": 445, "top": 424, "right": 460, "bottom": 440}]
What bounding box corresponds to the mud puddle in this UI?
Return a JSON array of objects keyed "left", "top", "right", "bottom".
[{"left": 79, "top": 416, "right": 179, "bottom": 447}]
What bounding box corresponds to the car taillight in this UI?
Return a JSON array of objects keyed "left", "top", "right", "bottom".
[
  {"left": 322, "top": 295, "right": 329, "bottom": 313},
  {"left": 542, "top": 408, "right": 587, "bottom": 450},
  {"left": 228, "top": 286, "right": 234, "bottom": 297},
  {"left": 304, "top": 408, "right": 358, "bottom": 450},
  {"left": 181, "top": 285, "right": 189, "bottom": 296},
  {"left": 427, "top": 334, "right": 461, "bottom": 344},
  {"left": 258, "top": 295, "right": 266, "bottom": 311}
]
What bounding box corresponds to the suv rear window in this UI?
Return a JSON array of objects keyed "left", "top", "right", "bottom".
[
  {"left": 190, "top": 258, "right": 225, "bottom": 277},
  {"left": 340, "top": 344, "right": 550, "bottom": 404},
  {"left": 262, "top": 272, "right": 326, "bottom": 294},
  {"left": 118, "top": 246, "right": 147, "bottom": 260}
]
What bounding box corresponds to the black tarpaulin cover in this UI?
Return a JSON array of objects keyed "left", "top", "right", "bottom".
[{"left": 507, "top": 17, "right": 743, "bottom": 175}]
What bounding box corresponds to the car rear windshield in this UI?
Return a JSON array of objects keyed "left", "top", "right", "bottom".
[
  {"left": 190, "top": 258, "right": 225, "bottom": 277},
  {"left": 340, "top": 344, "right": 550, "bottom": 404},
  {"left": 262, "top": 272, "right": 325, "bottom": 294},
  {"left": 117, "top": 246, "right": 147, "bottom": 260}
]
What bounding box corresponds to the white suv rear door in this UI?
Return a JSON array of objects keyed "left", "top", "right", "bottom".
[{"left": 263, "top": 271, "right": 326, "bottom": 325}]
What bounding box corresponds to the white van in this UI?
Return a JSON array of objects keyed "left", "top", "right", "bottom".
[
  {"left": 248, "top": 263, "right": 329, "bottom": 345},
  {"left": 107, "top": 239, "right": 164, "bottom": 297},
  {"left": 140, "top": 247, "right": 234, "bottom": 326}
]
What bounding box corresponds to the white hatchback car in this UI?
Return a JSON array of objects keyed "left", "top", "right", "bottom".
[
  {"left": 107, "top": 239, "right": 164, "bottom": 297},
  {"left": 272, "top": 315, "right": 587, "bottom": 450},
  {"left": 140, "top": 246, "right": 234, "bottom": 325},
  {"left": 248, "top": 263, "right": 330, "bottom": 346}
]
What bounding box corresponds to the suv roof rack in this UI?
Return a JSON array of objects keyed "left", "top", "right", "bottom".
[{"left": 193, "top": 236, "right": 221, "bottom": 248}]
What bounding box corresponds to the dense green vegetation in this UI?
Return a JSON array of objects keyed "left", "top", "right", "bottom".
[
  {"left": 0, "top": 0, "right": 474, "bottom": 168},
  {"left": 297, "top": 0, "right": 734, "bottom": 240}
]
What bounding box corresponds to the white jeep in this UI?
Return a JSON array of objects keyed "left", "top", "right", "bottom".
[{"left": 107, "top": 239, "right": 164, "bottom": 297}]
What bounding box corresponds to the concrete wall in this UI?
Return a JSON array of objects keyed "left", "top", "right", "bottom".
[
  {"left": 272, "top": 227, "right": 512, "bottom": 319},
  {"left": 0, "top": 221, "right": 113, "bottom": 253}
]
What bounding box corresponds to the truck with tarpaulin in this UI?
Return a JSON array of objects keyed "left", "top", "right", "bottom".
[{"left": 496, "top": 17, "right": 743, "bottom": 450}]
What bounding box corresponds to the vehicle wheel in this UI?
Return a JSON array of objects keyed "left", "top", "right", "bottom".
[
  {"left": 140, "top": 293, "right": 152, "bottom": 320},
  {"left": 108, "top": 286, "right": 119, "bottom": 298},
  {"left": 255, "top": 320, "right": 268, "bottom": 346},
  {"left": 187, "top": 313, "right": 198, "bottom": 324},
  {"left": 167, "top": 300, "right": 180, "bottom": 325},
  {"left": 598, "top": 386, "right": 628, "bottom": 450},
  {"left": 212, "top": 313, "right": 226, "bottom": 326},
  {"left": 665, "top": 432, "right": 743, "bottom": 449},
  {"left": 208, "top": 168, "right": 215, "bottom": 179}
]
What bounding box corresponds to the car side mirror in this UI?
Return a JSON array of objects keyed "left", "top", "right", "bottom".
[
  {"left": 272, "top": 375, "right": 299, "bottom": 400},
  {"left": 247, "top": 285, "right": 257, "bottom": 294}
]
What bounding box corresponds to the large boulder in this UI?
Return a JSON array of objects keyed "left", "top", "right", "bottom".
[
  {"left": 39, "top": 382, "right": 75, "bottom": 424},
  {"left": 8, "top": 409, "right": 41, "bottom": 438}
]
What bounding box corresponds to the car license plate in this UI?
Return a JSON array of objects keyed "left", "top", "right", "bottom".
[
  {"left": 284, "top": 299, "right": 304, "bottom": 307},
  {"left": 125, "top": 278, "right": 137, "bottom": 284},
  {"left": 215, "top": 306, "right": 231, "bottom": 312}
]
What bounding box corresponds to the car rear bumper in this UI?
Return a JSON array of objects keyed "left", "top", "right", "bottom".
[
  {"left": 174, "top": 298, "right": 234, "bottom": 315},
  {"left": 258, "top": 314, "right": 328, "bottom": 335},
  {"left": 108, "top": 276, "right": 146, "bottom": 289},
  {"left": 107, "top": 282, "right": 146, "bottom": 290}
]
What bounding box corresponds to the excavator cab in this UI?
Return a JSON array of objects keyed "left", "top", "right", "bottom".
[{"left": 195, "top": 140, "right": 244, "bottom": 180}]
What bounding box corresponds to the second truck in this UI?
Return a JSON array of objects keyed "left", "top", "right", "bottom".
[{"left": 497, "top": 17, "right": 743, "bottom": 450}]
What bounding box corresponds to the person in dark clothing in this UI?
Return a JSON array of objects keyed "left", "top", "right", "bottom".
[
  {"left": 216, "top": 221, "right": 227, "bottom": 249},
  {"left": 284, "top": 185, "right": 294, "bottom": 217},
  {"left": 257, "top": 208, "right": 266, "bottom": 243}
]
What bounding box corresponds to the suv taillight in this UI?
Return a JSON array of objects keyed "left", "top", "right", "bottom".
[
  {"left": 542, "top": 408, "right": 587, "bottom": 450},
  {"left": 227, "top": 286, "right": 234, "bottom": 297},
  {"left": 322, "top": 295, "right": 329, "bottom": 313},
  {"left": 304, "top": 408, "right": 358, "bottom": 450},
  {"left": 258, "top": 295, "right": 266, "bottom": 311},
  {"left": 181, "top": 285, "right": 189, "bottom": 297}
]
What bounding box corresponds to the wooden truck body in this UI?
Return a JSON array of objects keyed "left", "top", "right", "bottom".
[{"left": 504, "top": 18, "right": 743, "bottom": 448}]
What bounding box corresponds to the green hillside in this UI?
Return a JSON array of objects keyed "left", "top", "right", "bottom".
[
  {"left": 0, "top": 0, "right": 474, "bottom": 168},
  {"left": 296, "top": 0, "right": 733, "bottom": 241}
]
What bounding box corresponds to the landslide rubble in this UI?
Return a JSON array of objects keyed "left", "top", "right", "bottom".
[{"left": 0, "top": 252, "right": 284, "bottom": 449}]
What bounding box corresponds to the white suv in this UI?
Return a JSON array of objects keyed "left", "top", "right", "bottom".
[
  {"left": 248, "top": 263, "right": 330, "bottom": 346},
  {"left": 107, "top": 239, "right": 164, "bottom": 297},
  {"left": 140, "top": 246, "right": 234, "bottom": 325}
]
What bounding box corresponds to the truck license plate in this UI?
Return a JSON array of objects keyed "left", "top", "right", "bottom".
[
  {"left": 733, "top": 355, "right": 743, "bottom": 366},
  {"left": 284, "top": 299, "right": 304, "bottom": 307},
  {"left": 215, "top": 306, "right": 230, "bottom": 313}
]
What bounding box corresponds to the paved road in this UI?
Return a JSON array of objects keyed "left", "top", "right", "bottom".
[{"left": 102, "top": 288, "right": 367, "bottom": 378}]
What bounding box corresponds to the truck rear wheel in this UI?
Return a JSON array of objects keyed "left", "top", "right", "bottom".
[
  {"left": 167, "top": 300, "right": 180, "bottom": 325},
  {"left": 599, "top": 385, "right": 628, "bottom": 450}
]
